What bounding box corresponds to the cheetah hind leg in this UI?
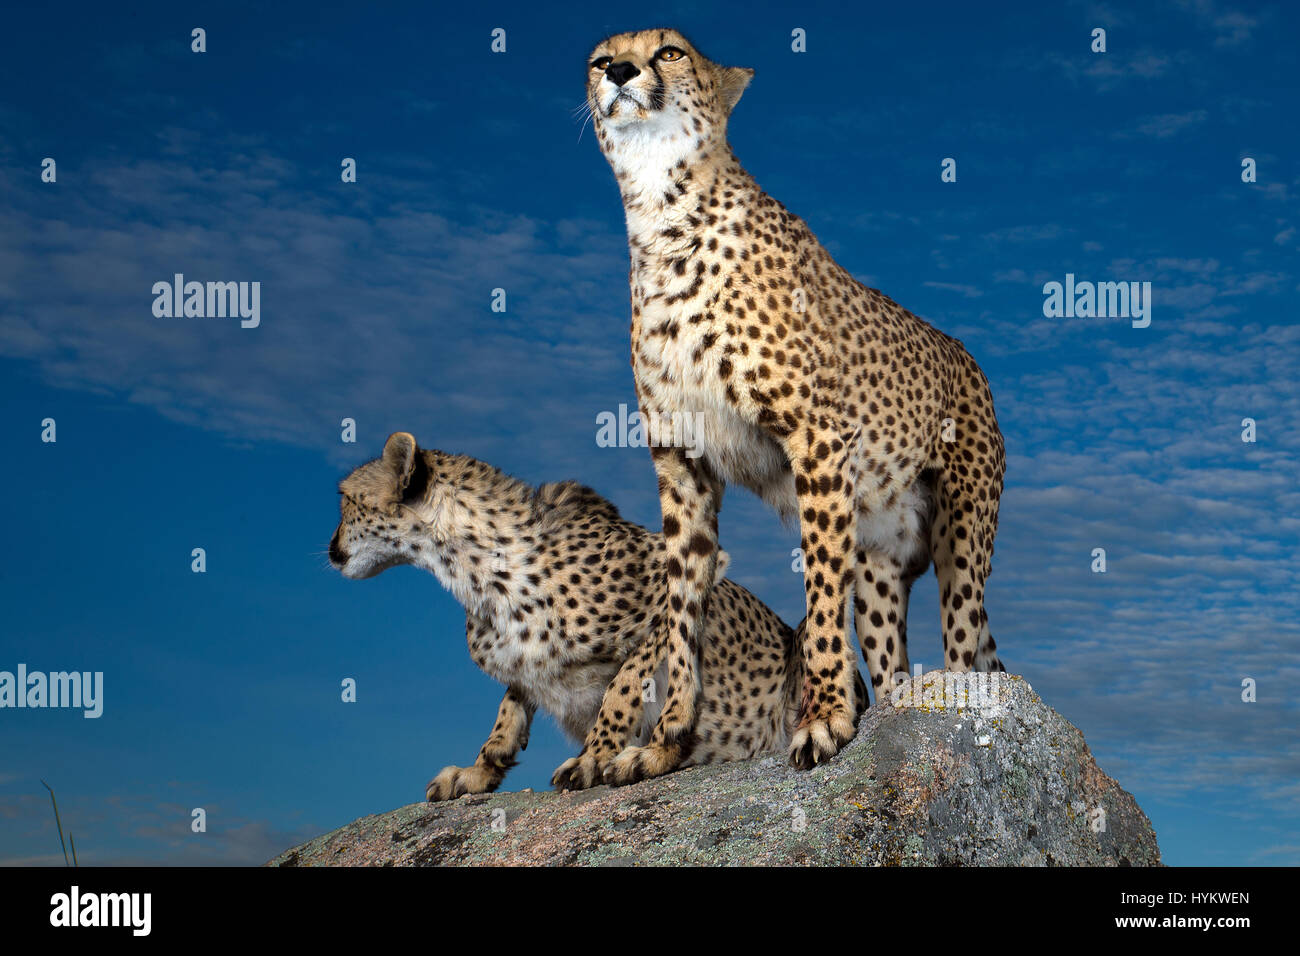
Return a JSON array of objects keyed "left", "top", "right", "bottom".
[
  {"left": 553, "top": 633, "right": 662, "bottom": 791},
  {"left": 603, "top": 739, "right": 687, "bottom": 787},
  {"left": 603, "top": 658, "right": 689, "bottom": 786},
  {"left": 930, "top": 481, "right": 1005, "bottom": 673},
  {"left": 604, "top": 700, "right": 688, "bottom": 786}
]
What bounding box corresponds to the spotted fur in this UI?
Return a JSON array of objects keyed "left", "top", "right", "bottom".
[
  {"left": 328, "top": 432, "right": 867, "bottom": 799},
  {"left": 585, "top": 29, "right": 1007, "bottom": 777}
]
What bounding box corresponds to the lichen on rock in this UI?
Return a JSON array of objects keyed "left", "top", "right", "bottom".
[{"left": 267, "top": 672, "right": 1160, "bottom": 867}]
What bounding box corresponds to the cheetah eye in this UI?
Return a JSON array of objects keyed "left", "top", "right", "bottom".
[
  {"left": 655, "top": 46, "right": 686, "bottom": 62},
  {"left": 590, "top": 56, "right": 612, "bottom": 71}
]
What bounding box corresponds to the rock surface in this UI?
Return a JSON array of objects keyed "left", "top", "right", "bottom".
[{"left": 268, "top": 672, "right": 1160, "bottom": 866}]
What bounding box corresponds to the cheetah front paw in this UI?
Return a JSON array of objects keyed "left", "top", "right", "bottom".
[
  {"left": 426, "top": 763, "right": 501, "bottom": 802},
  {"left": 787, "top": 708, "right": 856, "bottom": 771},
  {"left": 550, "top": 751, "right": 610, "bottom": 792},
  {"left": 602, "top": 743, "right": 682, "bottom": 787}
]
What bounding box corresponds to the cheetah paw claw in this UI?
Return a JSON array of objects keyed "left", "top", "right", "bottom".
[
  {"left": 603, "top": 743, "right": 680, "bottom": 786},
  {"left": 551, "top": 752, "right": 608, "bottom": 792},
  {"left": 426, "top": 764, "right": 499, "bottom": 802},
  {"left": 788, "top": 712, "right": 856, "bottom": 771}
]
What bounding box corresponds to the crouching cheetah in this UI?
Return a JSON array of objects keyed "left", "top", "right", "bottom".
[
  {"left": 328, "top": 432, "right": 866, "bottom": 799},
  {"left": 585, "top": 29, "right": 1007, "bottom": 779}
]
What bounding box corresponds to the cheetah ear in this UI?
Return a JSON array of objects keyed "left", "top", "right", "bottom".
[
  {"left": 382, "top": 432, "right": 427, "bottom": 500},
  {"left": 717, "top": 66, "right": 754, "bottom": 114},
  {"left": 713, "top": 549, "right": 731, "bottom": 585}
]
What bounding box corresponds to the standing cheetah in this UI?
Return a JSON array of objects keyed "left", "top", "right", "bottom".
[
  {"left": 585, "top": 29, "right": 1007, "bottom": 780},
  {"left": 328, "top": 432, "right": 867, "bottom": 798}
]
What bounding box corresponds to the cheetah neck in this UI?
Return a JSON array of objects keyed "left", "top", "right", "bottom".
[
  {"left": 607, "top": 132, "right": 759, "bottom": 286},
  {"left": 409, "top": 469, "right": 542, "bottom": 624}
]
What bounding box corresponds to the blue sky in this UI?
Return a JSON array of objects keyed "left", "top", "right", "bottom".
[{"left": 1, "top": 0, "right": 1296, "bottom": 866}]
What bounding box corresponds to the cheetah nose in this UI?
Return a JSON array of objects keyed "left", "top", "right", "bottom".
[
  {"left": 605, "top": 61, "right": 640, "bottom": 87},
  {"left": 328, "top": 529, "right": 347, "bottom": 567}
]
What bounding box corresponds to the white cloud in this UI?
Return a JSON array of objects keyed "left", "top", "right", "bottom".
[{"left": 1133, "top": 110, "right": 1208, "bottom": 139}]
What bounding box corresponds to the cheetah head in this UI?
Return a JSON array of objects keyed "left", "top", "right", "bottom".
[
  {"left": 585, "top": 28, "right": 752, "bottom": 152},
  {"left": 329, "top": 432, "right": 431, "bottom": 580}
]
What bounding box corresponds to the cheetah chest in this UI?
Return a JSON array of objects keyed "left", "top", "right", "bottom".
[
  {"left": 467, "top": 615, "right": 626, "bottom": 740},
  {"left": 638, "top": 317, "right": 797, "bottom": 516}
]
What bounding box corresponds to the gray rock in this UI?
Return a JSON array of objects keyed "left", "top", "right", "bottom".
[{"left": 267, "top": 672, "right": 1160, "bottom": 867}]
